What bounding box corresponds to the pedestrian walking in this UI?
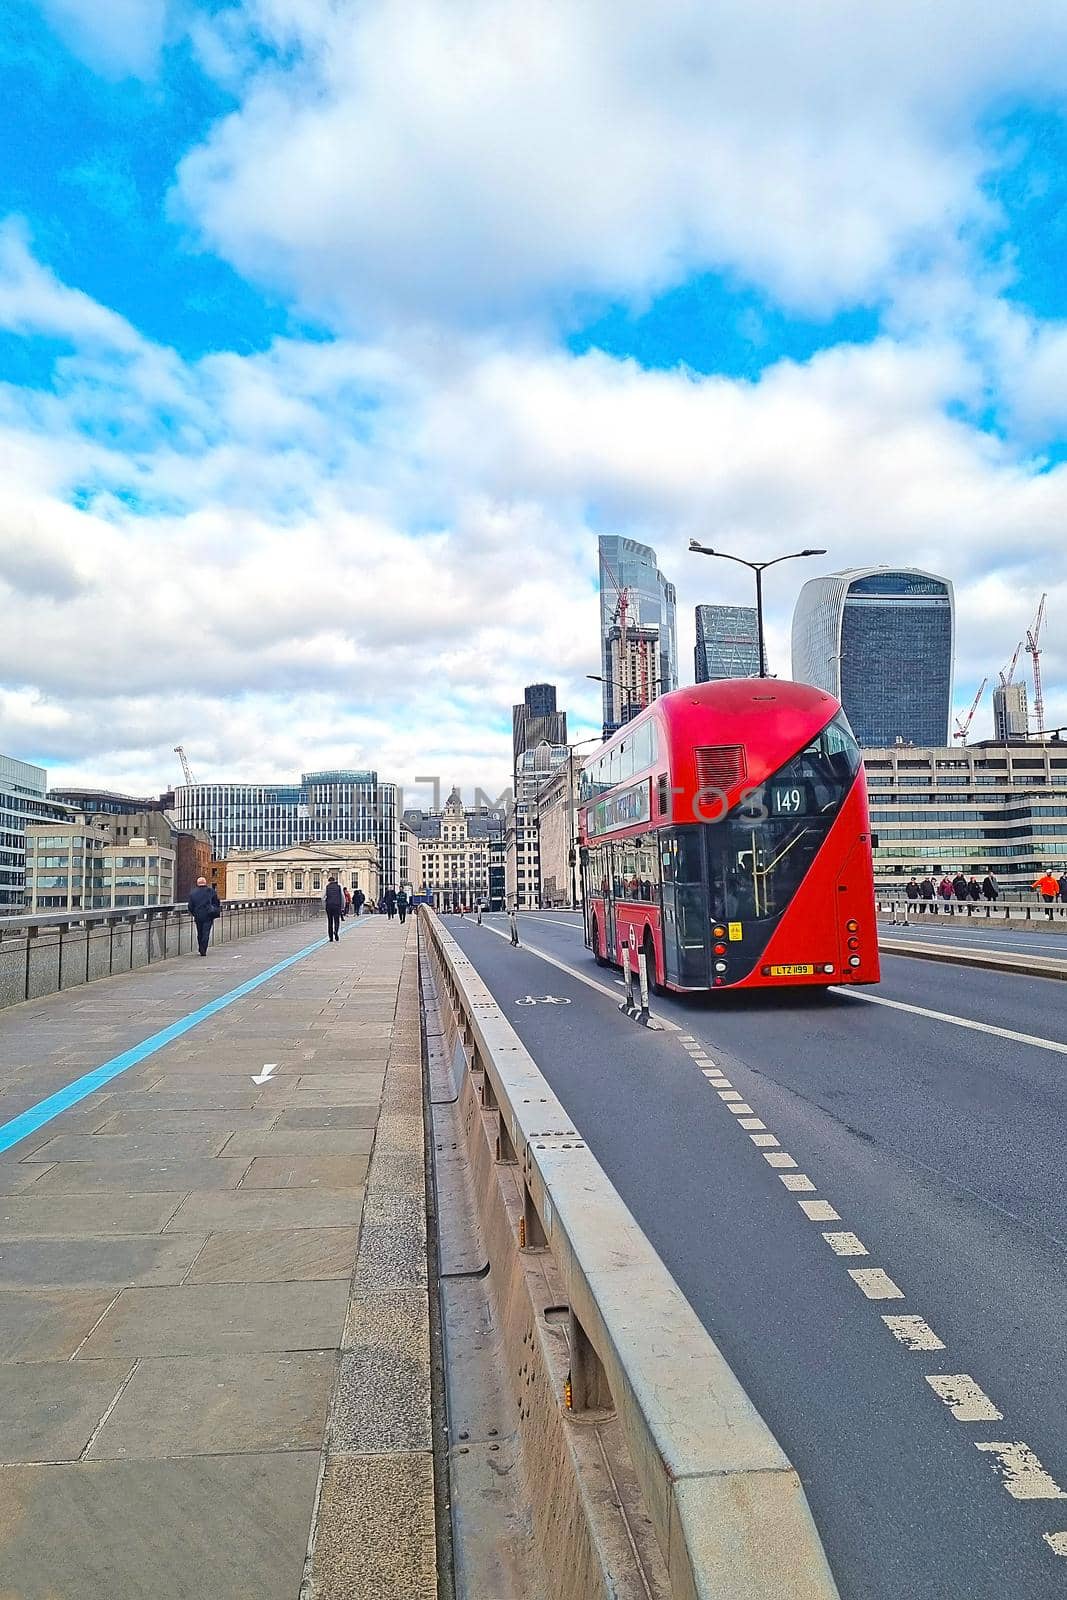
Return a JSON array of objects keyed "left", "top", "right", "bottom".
[
  {"left": 981, "top": 874, "right": 999, "bottom": 902},
  {"left": 938, "top": 876, "right": 954, "bottom": 902},
  {"left": 905, "top": 878, "right": 919, "bottom": 902},
  {"left": 967, "top": 877, "right": 981, "bottom": 903},
  {"left": 952, "top": 872, "right": 969, "bottom": 901},
  {"left": 324, "top": 873, "right": 345, "bottom": 942},
  {"left": 1058, "top": 872, "right": 1067, "bottom": 905},
  {"left": 919, "top": 877, "right": 935, "bottom": 913},
  {"left": 343, "top": 886, "right": 352, "bottom": 918},
  {"left": 188, "top": 877, "right": 221, "bottom": 957},
  {"left": 1033, "top": 870, "right": 1060, "bottom": 903},
  {"left": 353, "top": 888, "right": 365, "bottom": 917},
  {"left": 396, "top": 888, "right": 409, "bottom": 925},
  {"left": 384, "top": 888, "right": 397, "bottom": 920}
]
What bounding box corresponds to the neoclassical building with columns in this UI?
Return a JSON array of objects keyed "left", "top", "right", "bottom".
[{"left": 224, "top": 841, "right": 379, "bottom": 903}]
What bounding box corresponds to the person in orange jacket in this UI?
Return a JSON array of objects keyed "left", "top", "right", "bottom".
[{"left": 1032, "top": 871, "right": 1060, "bottom": 903}]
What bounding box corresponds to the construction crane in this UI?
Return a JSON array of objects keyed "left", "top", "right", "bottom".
[
  {"left": 1026, "top": 593, "right": 1047, "bottom": 735},
  {"left": 954, "top": 677, "right": 987, "bottom": 745},
  {"left": 998, "top": 640, "right": 1023, "bottom": 688},
  {"left": 173, "top": 745, "right": 194, "bottom": 785},
  {"left": 600, "top": 556, "right": 633, "bottom": 728}
]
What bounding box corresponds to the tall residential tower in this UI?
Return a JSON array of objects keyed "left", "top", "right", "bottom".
[{"left": 791, "top": 568, "right": 954, "bottom": 747}]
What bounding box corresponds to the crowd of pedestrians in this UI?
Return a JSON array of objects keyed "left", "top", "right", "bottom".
[
  {"left": 893, "top": 867, "right": 1067, "bottom": 923},
  {"left": 321, "top": 878, "right": 414, "bottom": 941}
]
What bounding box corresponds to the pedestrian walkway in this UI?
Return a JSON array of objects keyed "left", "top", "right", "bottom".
[{"left": 0, "top": 912, "right": 436, "bottom": 1600}]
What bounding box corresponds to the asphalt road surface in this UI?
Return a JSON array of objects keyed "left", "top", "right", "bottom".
[{"left": 444, "top": 909, "right": 1067, "bottom": 1600}]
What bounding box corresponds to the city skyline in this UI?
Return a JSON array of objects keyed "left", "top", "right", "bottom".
[{"left": 1, "top": 6, "right": 1067, "bottom": 795}]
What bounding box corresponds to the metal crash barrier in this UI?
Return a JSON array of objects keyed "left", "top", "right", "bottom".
[
  {"left": 0, "top": 898, "right": 321, "bottom": 1011},
  {"left": 420, "top": 907, "right": 840, "bottom": 1600}
]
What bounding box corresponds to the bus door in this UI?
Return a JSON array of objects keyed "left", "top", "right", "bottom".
[{"left": 659, "top": 829, "right": 710, "bottom": 987}]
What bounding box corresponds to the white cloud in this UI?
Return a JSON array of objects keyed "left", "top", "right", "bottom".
[
  {"left": 3, "top": 234, "right": 1067, "bottom": 788},
  {"left": 173, "top": 0, "right": 1067, "bottom": 325},
  {"left": 38, "top": 0, "right": 170, "bottom": 78}
]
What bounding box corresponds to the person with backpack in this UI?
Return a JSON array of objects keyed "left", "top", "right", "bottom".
[
  {"left": 188, "top": 877, "right": 221, "bottom": 957},
  {"left": 396, "top": 887, "right": 409, "bottom": 925}
]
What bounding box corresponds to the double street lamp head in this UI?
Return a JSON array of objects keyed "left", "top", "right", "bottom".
[{"left": 687, "top": 541, "right": 827, "bottom": 677}]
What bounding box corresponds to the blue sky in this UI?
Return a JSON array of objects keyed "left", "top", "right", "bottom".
[{"left": 2, "top": 0, "right": 1067, "bottom": 791}]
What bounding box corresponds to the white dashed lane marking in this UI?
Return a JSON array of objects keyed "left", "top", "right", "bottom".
[
  {"left": 727, "top": 1102, "right": 755, "bottom": 1116},
  {"left": 718, "top": 1090, "right": 742, "bottom": 1102},
  {"left": 883, "top": 1315, "right": 945, "bottom": 1352},
  {"left": 750, "top": 1133, "right": 780, "bottom": 1148},
  {"left": 975, "top": 1443, "right": 1067, "bottom": 1500},
  {"left": 1044, "top": 1532, "right": 1067, "bottom": 1556},
  {"left": 926, "top": 1375, "right": 1003, "bottom": 1422},
  {"left": 764, "top": 1151, "right": 798, "bottom": 1169},
  {"left": 848, "top": 1268, "right": 905, "bottom": 1300},
  {"left": 799, "top": 1199, "right": 840, "bottom": 1222},
  {"left": 738, "top": 1116, "right": 765, "bottom": 1129},
  {"left": 781, "top": 1174, "right": 817, "bottom": 1192},
  {"left": 823, "top": 1231, "right": 868, "bottom": 1257}
]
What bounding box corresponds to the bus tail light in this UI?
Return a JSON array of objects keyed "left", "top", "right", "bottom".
[
  {"left": 847, "top": 937, "right": 860, "bottom": 950},
  {"left": 714, "top": 942, "right": 727, "bottom": 955}
]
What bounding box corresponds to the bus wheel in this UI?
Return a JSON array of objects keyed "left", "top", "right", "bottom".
[
  {"left": 642, "top": 931, "right": 666, "bottom": 996},
  {"left": 591, "top": 918, "right": 609, "bottom": 967}
]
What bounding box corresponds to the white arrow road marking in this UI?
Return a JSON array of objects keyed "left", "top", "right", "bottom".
[{"left": 252, "top": 1063, "right": 277, "bottom": 1084}]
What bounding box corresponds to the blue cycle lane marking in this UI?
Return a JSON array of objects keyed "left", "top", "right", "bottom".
[{"left": 0, "top": 919, "right": 367, "bottom": 1157}]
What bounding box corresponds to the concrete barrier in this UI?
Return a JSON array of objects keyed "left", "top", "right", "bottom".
[
  {"left": 0, "top": 898, "right": 322, "bottom": 1011},
  {"left": 420, "top": 908, "right": 840, "bottom": 1600}
]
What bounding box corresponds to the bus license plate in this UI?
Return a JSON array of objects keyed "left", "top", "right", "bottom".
[{"left": 769, "top": 963, "right": 814, "bottom": 977}]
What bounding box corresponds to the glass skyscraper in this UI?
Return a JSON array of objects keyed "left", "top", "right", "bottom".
[
  {"left": 598, "top": 535, "right": 678, "bottom": 738},
  {"left": 791, "top": 568, "right": 954, "bottom": 747},
  {"left": 0, "top": 754, "right": 73, "bottom": 911},
  {"left": 694, "top": 604, "right": 760, "bottom": 681}
]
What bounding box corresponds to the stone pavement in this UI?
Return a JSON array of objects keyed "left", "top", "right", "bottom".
[{"left": 0, "top": 911, "right": 436, "bottom": 1600}]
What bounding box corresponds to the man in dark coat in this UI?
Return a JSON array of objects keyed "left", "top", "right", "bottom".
[
  {"left": 188, "top": 877, "right": 220, "bottom": 957},
  {"left": 324, "top": 874, "right": 344, "bottom": 942},
  {"left": 384, "top": 888, "right": 397, "bottom": 920}
]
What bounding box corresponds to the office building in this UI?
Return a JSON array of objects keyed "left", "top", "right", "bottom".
[
  {"left": 510, "top": 685, "right": 569, "bottom": 910},
  {"left": 694, "top": 604, "right": 760, "bottom": 682},
  {"left": 865, "top": 741, "right": 1067, "bottom": 884},
  {"left": 598, "top": 535, "right": 678, "bottom": 738},
  {"left": 49, "top": 788, "right": 212, "bottom": 900},
  {"left": 225, "top": 843, "right": 379, "bottom": 904},
  {"left": 406, "top": 791, "right": 506, "bottom": 910},
  {"left": 791, "top": 568, "right": 954, "bottom": 747},
  {"left": 993, "top": 682, "right": 1029, "bottom": 743},
  {"left": 536, "top": 763, "right": 579, "bottom": 908},
  {"left": 24, "top": 821, "right": 175, "bottom": 911},
  {"left": 171, "top": 770, "right": 401, "bottom": 890},
  {"left": 0, "top": 756, "right": 74, "bottom": 912}
]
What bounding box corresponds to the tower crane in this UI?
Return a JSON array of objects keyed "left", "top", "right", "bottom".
[
  {"left": 953, "top": 677, "right": 987, "bottom": 745},
  {"left": 600, "top": 556, "right": 633, "bottom": 727},
  {"left": 173, "top": 746, "right": 195, "bottom": 785},
  {"left": 998, "top": 640, "right": 1023, "bottom": 688},
  {"left": 1026, "top": 593, "right": 1047, "bottom": 735}
]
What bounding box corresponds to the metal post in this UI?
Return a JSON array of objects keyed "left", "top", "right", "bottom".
[
  {"left": 755, "top": 564, "right": 766, "bottom": 678},
  {"left": 619, "top": 946, "right": 636, "bottom": 1015},
  {"left": 509, "top": 908, "right": 519, "bottom": 947}
]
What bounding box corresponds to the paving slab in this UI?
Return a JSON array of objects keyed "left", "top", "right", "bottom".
[
  {"left": 331, "top": 1289, "right": 432, "bottom": 1453},
  {"left": 0, "top": 1358, "right": 131, "bottom": 1463},
  {"left": 221, "top": 1128, "right": 374, "bottom": 1158},
  {"left": 31, "top": 1156, "right": 250, "bottom": 1193},
  {"left": 0, "top": 1161, "right": 53, "bottom": 1194},
  {"left": 20, "top": 1131, "right": 233, "bottom": 1163},
  {"left": 241, "top": 1153, "right": 370, "bottom": 1189},
  {"left": 310, "top": 1452, "right": 438, "bottom": 1600},
  {"left": 93, "top": 1108, "right": 280, "bottom": 1136},
  {"left": 0, "top": 1234, "right": 205, "bottom": 1289},
  {"left": 78, "top": 1280, "right": 351, "bottom": 1358},
  {"left": 0, "top": 1452, "right": 320, "bottom": 1600},
  {"left": 184, "top": 1225, "right": 360, "bottom": 1284},
  {"left": 273, "top": 1103, "right": 381, "bottom": 1129},
  {"left": 89, "top": 1352, "right": 337, "bottom": 1459},
  {"left": 164, "top": 1187, "right": 364, "bottom": 1232},
  {"left": 0, "top": 1288, "right": 116, "bottom": 1361},
  {"left": 0, "top": 1192, "right": 185, "bottom": 1237}
]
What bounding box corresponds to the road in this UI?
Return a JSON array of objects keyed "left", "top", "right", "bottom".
[
  {"left": 445, "top": 909, "right": 1067, "bottom": 1600},
  {"left": 879, "top": 916, "right": 1067, "bottom": 962}
]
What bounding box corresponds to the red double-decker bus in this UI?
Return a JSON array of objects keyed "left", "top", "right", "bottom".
[{"left": 579, "top": 679, "right": 879, "bottom": 992}]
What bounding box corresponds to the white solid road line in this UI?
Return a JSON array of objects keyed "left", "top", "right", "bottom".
[
  {"left": 832, "top": 987, "right": 1067, "bottom": 1057},
  {"left": 975, "top": 1442, "right": 1067, "bottom": 1500},
  {"left": 882, "top": 1315, "right": 945, "bottom": 1352},
  {"left": 925, "top": 1375, "right": 1003, "bottom": 1422}
]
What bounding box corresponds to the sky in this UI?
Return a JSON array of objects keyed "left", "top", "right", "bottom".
[{"left": 2, "top": 0, "right": 1067, "bottom": 800}]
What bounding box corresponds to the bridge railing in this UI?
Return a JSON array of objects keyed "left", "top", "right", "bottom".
[
  {"left": 877, "top": 892, "right": 1067, "bottom": 923},
  {"left": 0, "top": 898, "right": 321, "bottom": 1010},
  {"left": 420, "top": 906, "right": 840, "bottom": 1600}
]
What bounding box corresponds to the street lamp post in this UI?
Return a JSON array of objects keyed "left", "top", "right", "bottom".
[{"left": 687, "top": 542, "right": 826, "bottom": 677}]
